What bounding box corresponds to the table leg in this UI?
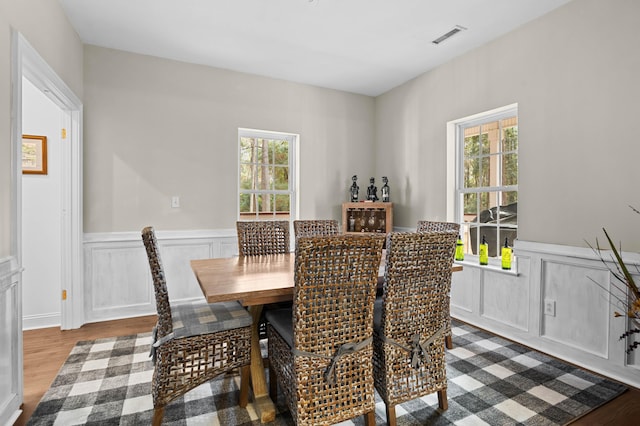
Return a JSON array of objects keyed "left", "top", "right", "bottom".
[{"left": 248, "top": 305, "right": 276, "bottom": 423}]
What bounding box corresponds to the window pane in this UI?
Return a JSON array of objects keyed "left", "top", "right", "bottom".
[
  {"left": 239, "top": 193, "right": 252, "bottom": 214},
  {"left": 483, "top": 121, "right": 499, "bottom": 155},
  {"left": 464, "top": 158, "right": 479, "bottom": 188},
  {"left": 502, "top": 153, "right": 518, "bottom": 186},
  {"left": 240, "top": 164, "right": 255, "bottom": 190},
  {"left": 270, "top": 140, "right": 289, "bottom": 165},
  {"left": 479, "top": 156, "right": 490, "bottom": 187},
  {"left": 273, "top": 165, "right": 289, "bottom": 190},
  {"left": 464, "top": 132, "right": 479, "bottom": 158},
  {"left": 260, "top": 165, "right": 273, "bottom": 190},
  {"left": 240, "top": 137, "right": 255, "bottom": 163},
  {"left": 463, "top": 193, "right": 478, "bottom": 218},
  {"left": 259, "top": 194, "right": 272, "bottom": 215},
  {"left": 502, "top": 125, "right": 518, "bottom": 152},
  {"left": 480, "top": 130, "right": 490, "bottom": 155},
  {"left": 275, "top": 194, "right": 290, "bottom": 214},
  {"left": 501, "top": 190, "right": 518, "bottom": 206}
]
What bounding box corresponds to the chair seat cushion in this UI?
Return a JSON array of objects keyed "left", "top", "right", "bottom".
[
  {"left": 373, "top": 296, "right": 383, "bottom": 334},
  {"left": 171, "top": 300, "right": 252, "bottom": 339},
  {"left": 265, "top": 307, "right": 293, "bottom": 347}
]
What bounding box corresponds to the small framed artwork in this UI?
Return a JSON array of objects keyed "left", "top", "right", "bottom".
[{"left": 22, "top": 134, "right": 48, "bottom": 175}]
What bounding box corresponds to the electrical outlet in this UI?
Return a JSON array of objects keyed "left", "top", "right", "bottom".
[
  {"left": 171, "top": 196, "right": 180, "bottom": 208},
  {"left": 544, "top": 299, "right": 556, "bottom": 316}
]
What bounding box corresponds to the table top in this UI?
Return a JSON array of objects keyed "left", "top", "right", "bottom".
[
  {"left": 191, "top": 252, "right": 463, "bottom": 307},
  {"left": 191, "top": 253, "right": 296, "bottom": 306}
]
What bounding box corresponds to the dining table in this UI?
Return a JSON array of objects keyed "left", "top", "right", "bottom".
[{"left": 190, "top": 252, "right": 463, "bottom": 423}]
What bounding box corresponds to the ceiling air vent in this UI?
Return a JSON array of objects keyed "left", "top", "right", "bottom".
[{"left": 432, "top": 25, "right": 467, "bottom": 45}]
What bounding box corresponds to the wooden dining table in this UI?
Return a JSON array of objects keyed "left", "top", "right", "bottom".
[{"left": 190, "top": 252, "right": 462, "bottom": 423}]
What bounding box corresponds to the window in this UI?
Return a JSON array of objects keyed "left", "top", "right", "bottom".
[
  {"left": 454, "top": 105, "right": 518, "bottom": 257},
  {"left": 238, "top": 129, "right": 297, "bottom": 223}
]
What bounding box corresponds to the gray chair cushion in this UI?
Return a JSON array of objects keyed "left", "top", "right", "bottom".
[
  {"left": 373, "top": 296, "right": 383, "bottom": 334},
  {"left": 265, "top": 307, "right": 294, "bottom": 348},
  {"left": 171, "top": 300, "right": 252, "bottom": 339}
]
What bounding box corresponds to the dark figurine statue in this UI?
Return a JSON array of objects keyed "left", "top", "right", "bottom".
[
  {"left": 350, "top": 175, "right": 359, "bottom": 202},
  {"left": 367, "top": 177, "right": 378, "bottom": 201},
  {"left": 381, "top": 176, "right": 390, "bottom": 202}
]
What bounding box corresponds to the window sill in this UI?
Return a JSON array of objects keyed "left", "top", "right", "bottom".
[{"left": 454, "top": 258, "right": 519, "bottom": 276}]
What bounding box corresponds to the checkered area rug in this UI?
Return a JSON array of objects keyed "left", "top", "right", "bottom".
[{"left": 27, "top": 321, "right": 626, "bottom": 425}]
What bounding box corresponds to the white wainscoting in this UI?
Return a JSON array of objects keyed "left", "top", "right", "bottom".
[
  {"left": 83, "top": 231, "right": 640, "bottom": 388},
  {"left": 451, "top": 240, "right": 640, "bottom": 388},
  {"left": 83, "top": 229, "right": 238, "bottom": 324},
  {"left": 0, "top": 257, "right": 23, "bottom": 426}
]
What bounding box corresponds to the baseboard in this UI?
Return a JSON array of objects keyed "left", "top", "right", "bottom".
[{"left": 22, "top": 312, "right": 61, "bottom": 330}]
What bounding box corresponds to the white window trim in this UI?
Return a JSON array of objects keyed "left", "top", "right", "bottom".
[{"left": 446, "top": 103, "right": 518, "bottom": 261}]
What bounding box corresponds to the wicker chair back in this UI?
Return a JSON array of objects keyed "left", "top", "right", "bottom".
[
  {"left": 293, "top": 219, "right": 339, "bottom": 238},
  {"left": 268, "top": 234, "right": 384, "bottom": 425},
  {"left": 142, "top": 226, "right": 173, "bottom": 339},
  {"left": 236, "top": 220, "right": 290, "bottom": 256},
  {"left": 416, "top": 220, "right": 460, "bottom": 233}
]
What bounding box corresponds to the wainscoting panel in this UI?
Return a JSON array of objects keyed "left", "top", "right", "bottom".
[
  {"left": 85, "top": 242, "right": 151, "bottom": 323},
  {"left": 451, "top": 241, "right": 640, "bottom": 388},
  {"left": 540, "top": 260, "right": 610, "bottom": 357},
  {"left": 83, "top": 229, "right": 238, "bottom": 324},
  {"left": 450, "top": 267, "right": 477, "bottom": 313},
  {"left": 0, "top": 257, "right": 23, "bottom": 426},
  {"left": 480, "top": 267, "right": 529, "bottom": 331},
  {"left": 161, "top": 243, "right": 212, "bottom": 301}
]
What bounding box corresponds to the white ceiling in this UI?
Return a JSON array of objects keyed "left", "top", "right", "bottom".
[{"left": 59, "top": 0, "right": 570, "bottom": 97}]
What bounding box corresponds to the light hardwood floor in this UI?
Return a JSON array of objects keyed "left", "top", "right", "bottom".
[{"left": 16, "top": 315, "right": 640, "bottom": 425}]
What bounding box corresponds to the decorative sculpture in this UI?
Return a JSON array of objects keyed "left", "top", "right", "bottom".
[
  {"left": 381, "top": 176, "right": 390, "bottom": 202},
  {"left": 350, "top": 175, "right": 359, "bottom": 202},
  {"left": 367, "top": 177, "right": 378, "bottom": 202}
]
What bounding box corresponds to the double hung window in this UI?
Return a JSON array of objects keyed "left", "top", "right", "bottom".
[
  {"left": 238, "top": 129, "right": 297, "bottom": 223},
  {"left": 455, "top": 106, "right": 518, "bottom": 257}
]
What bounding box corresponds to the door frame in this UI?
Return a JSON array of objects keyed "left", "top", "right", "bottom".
[{"left": 11, "top": 31, "right": 84, "bottom": 329}]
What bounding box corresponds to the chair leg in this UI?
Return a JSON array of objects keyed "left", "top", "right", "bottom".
[
  {"left": 445, "top": 335, "right": 453, "bottom": 349},
  {"left": 364, "top": 410, "right": 376, "bottom": 426},
  {"left": 152, "top": 406, "right": 164, "bottom": 426},
  {"left": 438, "top": 389, "right": 448, "bottom": 411},
  {"left": 239, "top": 365, "right": 250, "bottom": 408},
  {"left": 269, "top": 362, "right": 278, "bottom": 401},
  {"left": 385, "top": 404, "right": 397, "bottom": 426}
]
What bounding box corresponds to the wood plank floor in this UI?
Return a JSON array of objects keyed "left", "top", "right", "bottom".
[{"left": 16, "top": 315, "right": 640, "bottom": 425}]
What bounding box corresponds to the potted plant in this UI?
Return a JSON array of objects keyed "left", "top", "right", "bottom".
[{"left": 589, "top": 206, "right": 640, "bottom": 353}]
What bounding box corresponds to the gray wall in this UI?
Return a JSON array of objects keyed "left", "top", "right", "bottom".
[
  {"left": 83, "top": 46, "right": 376, "bottom": 232},
  {"left": 4, "top": 0, "right": 639, "bottom": 250},
  {"left": 375, "top": 0, "right": 640, "bottom": 250},
  {"left": 0, "top": 0, "right": 83, "bottom": 258}
]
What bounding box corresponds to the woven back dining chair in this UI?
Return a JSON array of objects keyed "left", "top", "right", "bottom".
[
  {"left": 266, "top": 234, "right": 385, "bottom": 426},
  {"left": 293, "top": 219, "right": 339, "bottom": 238},
  {"left": 373, "top": 231, "right": 457, "bottom": 426},
  {"left": 416, "top": 220, "right": 460, "bottom": 349},
  {"left": 236, "top": 220, "right": 290, "bottom": 256},
  {"left": 142, "top": 226, "right": 253, "bottom": 426},
  {"left": 236, "top": 220, "right": 291, "bottom": 339},
  {"left": 416, "top": 220, "right": 460, "bottom": 233}
]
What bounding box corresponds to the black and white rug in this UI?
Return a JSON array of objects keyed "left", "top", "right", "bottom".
[{"left": 27, "top": 321, "right": 626, "bottom": 425}]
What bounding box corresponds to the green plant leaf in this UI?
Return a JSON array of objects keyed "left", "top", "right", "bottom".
[{"left": 603, "top": 228, "right": 640, "bottom": 299}]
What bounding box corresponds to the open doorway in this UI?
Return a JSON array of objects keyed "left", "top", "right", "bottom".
[
  {"left": 11, "top": 32, "right": 84, "bottom": 330},
  {"left": 21, "top": 77, "right": 64, "bottom": 329}
]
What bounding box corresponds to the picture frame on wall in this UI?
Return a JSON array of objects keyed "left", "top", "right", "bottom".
[{"left": 22, "top": 134, "right": 48, "bottom": 175}]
